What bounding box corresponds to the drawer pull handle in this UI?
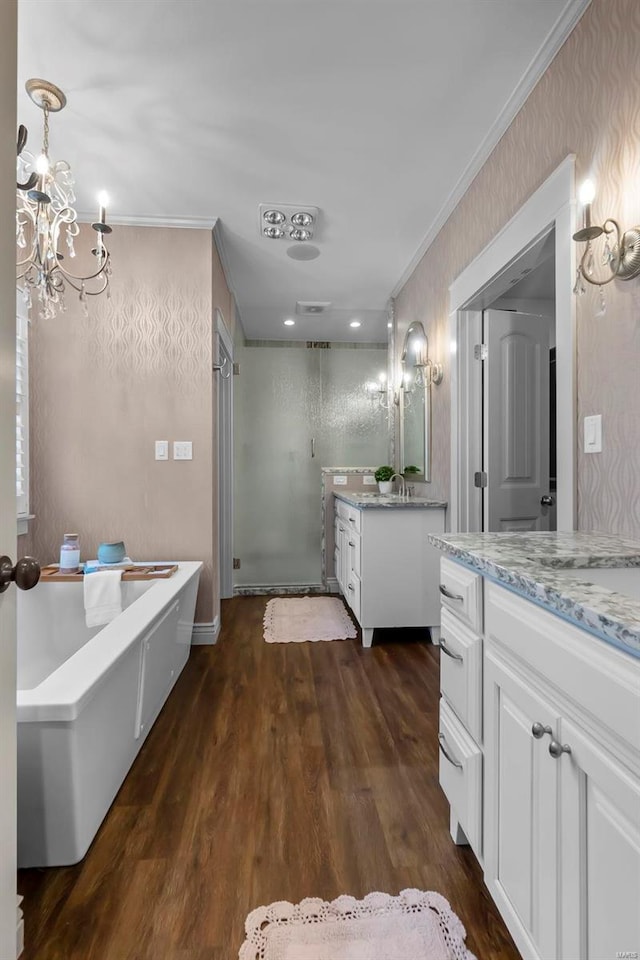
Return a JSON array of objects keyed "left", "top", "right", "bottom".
[
  {"left": 438, "top": 734, "right": 463, "bottom": 769},
  {"left": 349, "top": 518, "right": 355, "bottom": 524},
  {"left": 439, "top": 639, "right": 463, "bottom": 662},
  {"left": 348, "top": 584, "right": 355, "bottom": 592},
  {"left": 548, "top": 739, "right": 572, "bottom": 759},
  {"left": 439, "top": 584, "right": 464, "bottom": 602},
  {"left": 531, "top": 722, "right": 553, "bottom": 740},
  {"left": 349, "top": 541, "right": 356, "bottom": 547}
]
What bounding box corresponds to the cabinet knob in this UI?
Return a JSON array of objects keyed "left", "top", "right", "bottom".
[
  {"left": 531, "top": 722, "right": 553, "bottom": 740},
  {"left": 548, "top": 739, "right": 572, "bottom": 759}
]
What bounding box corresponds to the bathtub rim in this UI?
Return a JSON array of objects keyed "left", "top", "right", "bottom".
[{"left": 17, "top": 561, "right": 202, "bottom": 723}]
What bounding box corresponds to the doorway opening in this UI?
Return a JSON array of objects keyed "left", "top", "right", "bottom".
[
  {"left": 215, "top": 308, "right": 234, "bottom": 600},
  {"left": 448, "top": 155, "right": 576, "bottom": 533}
]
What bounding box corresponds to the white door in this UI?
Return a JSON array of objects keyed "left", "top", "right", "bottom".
[
  {"left": 1, "top": 4, "right": 19, "bottom": 957},
  {"left": 484, "top": 309, "right": 554, "bottom": 532},
  {"left": 558, "top": 717, "right": 640, "bottom": 960}
]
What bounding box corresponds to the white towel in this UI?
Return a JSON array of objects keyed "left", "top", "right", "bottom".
[{"left": 84, "top": 569, "right": 123, "bottom": 627}]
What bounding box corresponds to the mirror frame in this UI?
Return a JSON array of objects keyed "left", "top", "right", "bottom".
[{"left": 400, "top": 320, "right": 432, "bottom": 482}]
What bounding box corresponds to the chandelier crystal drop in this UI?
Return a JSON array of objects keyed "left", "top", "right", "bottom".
[{"left": 16, "top": 79, "right": 113, "bottom": 319}]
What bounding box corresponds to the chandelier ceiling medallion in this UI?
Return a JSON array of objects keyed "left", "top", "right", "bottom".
[{"left": 16, "top": 79, "right": 112, "bottom": 319}]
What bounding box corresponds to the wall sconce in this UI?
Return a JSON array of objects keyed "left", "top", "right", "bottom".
[
  {"left": 365, "top": 371, "right": 399, "bottom": 409},
  {"left": 572, "top": 179, "right": 640, "bottom": 296}
]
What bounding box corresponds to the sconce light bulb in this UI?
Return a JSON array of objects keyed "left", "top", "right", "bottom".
[
  {"left": 378, "top": 371, "right": 387, "bottom": 384},
  {"left": 97, "top": 190, "right": 109, "bottom": 208},
  {"left": 35, "top": 153, "right": 49, "bottom": 175},
  {"left": 579, "top": 179, "right": 596, "bottom": 205}
]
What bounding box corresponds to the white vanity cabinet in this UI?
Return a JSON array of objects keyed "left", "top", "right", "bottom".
[
  {"left": 483, "top": 580, "right": 640, "bottom": 960},
  {"left": 436, "top": 548, "right": 640, "bottom": 960},
  {"left": 334, "top": 496, "right": 445, "bottom": 647}
]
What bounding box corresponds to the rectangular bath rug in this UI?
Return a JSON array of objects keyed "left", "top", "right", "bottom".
[
  {"left": 239, "top": 889, "right": 476, "bottom": 959},
  {"left": 263, "top": 596, "right": 357, "bottom": 643}
]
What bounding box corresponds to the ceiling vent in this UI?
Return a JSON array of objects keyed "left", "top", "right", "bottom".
[{"left": 296, "top": 301, "right": 332, "bottom": 317}]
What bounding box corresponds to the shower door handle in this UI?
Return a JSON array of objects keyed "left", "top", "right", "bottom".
[
  {"left": 0, "top": 555, "right": 41, "bottom": 593},
  {"left": 311, "top": 438, "right": 316, "bottom": 459}
]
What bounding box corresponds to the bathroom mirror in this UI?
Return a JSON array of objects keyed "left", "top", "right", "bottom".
[{"left": 400, "top": 321, "right": 431, "bottom": 481}]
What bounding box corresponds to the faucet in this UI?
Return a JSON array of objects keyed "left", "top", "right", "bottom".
[{"left": 390, "top": 473, "right": 406, "bottom": 498}]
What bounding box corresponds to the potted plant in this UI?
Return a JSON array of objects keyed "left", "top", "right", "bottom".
[
  {"left": 374, "top": 465, "right": 395, "bottom": 494},
  {"left": 402, "top": 465, "right": 421, "bottom": 476}
]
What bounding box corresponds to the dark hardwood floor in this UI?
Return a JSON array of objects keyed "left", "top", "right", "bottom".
[{"left": 18, "top": 596, "right": 519, "bottom": 960}]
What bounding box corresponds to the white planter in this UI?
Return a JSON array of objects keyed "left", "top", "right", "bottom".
[{"left": 378, "top": 480, "right": 393, "bottom": 494}]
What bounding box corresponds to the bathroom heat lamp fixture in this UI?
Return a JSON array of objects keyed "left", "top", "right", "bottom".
[
  {"left": 572, "top": 179, "right": 640, "bottom": 299},
  {"left": 16, "top": 79, "right": 112, "bottom": 319}
]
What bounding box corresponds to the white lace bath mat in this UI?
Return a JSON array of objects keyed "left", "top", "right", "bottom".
[
  {"left": 263, "top": 597, "right": 357, "bottom": 644},
  {"left": 239, "top": 889, "right": 477, "bottom": 959}
]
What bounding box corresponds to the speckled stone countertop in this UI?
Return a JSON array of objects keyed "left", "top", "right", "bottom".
[
  {"left": 428, "top": 531, "right": 640, "bottom": 659},
  {"left": 334, "top": 491, "right": 448, "bottom": 510}
]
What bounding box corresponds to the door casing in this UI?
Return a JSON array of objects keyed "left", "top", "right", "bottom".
[{"left": 448, "top": 155, "right": 576, "bottom": 532}]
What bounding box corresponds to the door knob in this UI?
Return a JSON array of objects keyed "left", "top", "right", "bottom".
[
  {"left": 0, "top": 556, "right": 41, "bottom": 594},
  {"left": 540, "top": 495, "right": 554, "bottom": 507}
]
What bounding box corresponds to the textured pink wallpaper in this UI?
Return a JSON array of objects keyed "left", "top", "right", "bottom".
[
  {"left": 395, "top": 0, "right": 640, "bottom": 538},
  {"left": 26, "top": 224, "right": 232, "bottom": 623}
]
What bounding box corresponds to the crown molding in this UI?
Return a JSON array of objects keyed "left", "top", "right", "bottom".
[
  {"left": 390, "top": 0, "right": 592, "bottom": 299},
  {"left": 76, "top": 213, "right": 218, "bottom": 230}
]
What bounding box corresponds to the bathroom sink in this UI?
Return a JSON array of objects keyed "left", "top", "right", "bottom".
[
  {"left": 356, "top": 492, "right": 408, "bottom": 501},
  {"left": 554, "top": 566, "right": 640, "bottom": 602}
]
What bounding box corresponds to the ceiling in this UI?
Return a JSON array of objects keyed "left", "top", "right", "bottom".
[{"left": 17, "top": 1, "right": 586, "bottom": 342}]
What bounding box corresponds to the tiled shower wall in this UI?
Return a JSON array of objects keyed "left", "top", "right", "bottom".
[
  {"left": 394, "top": 0, "right": 640, "bottom": 538},
  {"left": 24, "top": 224, "right": 233, "bottom": 623}
]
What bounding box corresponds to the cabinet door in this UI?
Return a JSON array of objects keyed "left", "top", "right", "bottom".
[
  {"left": 485, "top": 652, "right": 560, "bottom": 960},
  {"left": 558, "top": 718, "right": 640, "bottom": 960}
]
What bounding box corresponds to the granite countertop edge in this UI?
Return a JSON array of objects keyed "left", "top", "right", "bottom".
[
  {"left": 428, "top": 533, "right": 640, "bottom": 659},
  {"left": 334, "top": 491, "right": 448, "bottom": 509}
]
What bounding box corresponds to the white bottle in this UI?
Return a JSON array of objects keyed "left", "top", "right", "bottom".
[{"left": 59, "top": 533, "right": 80, "bottom": 574}]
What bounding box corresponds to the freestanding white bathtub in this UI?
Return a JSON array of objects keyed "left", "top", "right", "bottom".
[{"left": 16, "top": 561, "right": 202, "bottom": 868}]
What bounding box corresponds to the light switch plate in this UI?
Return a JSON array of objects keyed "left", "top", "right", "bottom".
[
  {"left": 173, "top": 441, "right": 193, "bottom": 460},
  {"left": 333, "top": 475, "right": 347, "bottom": 485},
  {"left": 155, "top": 440, "right": 168, "bottom": 461},
  {"left": 584, "top": 415, "right": 602, "bottom": 453},
  {"left": 363, "top": 475, "right": 376, "bottom": 485}
]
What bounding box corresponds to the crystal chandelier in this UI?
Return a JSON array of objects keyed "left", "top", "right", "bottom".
[{"left": 16, "top": 79, "right": 112, "bottom": 319}]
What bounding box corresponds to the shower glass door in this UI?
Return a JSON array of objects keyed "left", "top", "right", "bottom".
[{"left": 234, "top": 342, "right": 388, "bottom": 589}]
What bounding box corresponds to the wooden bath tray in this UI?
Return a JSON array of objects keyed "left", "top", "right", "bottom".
[{"left": 39, "top": 564, "right": 179, "bottom": 583}]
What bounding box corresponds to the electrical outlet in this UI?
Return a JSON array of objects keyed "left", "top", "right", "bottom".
[
  {"left": 155, "top": 440, "right": 168, "bottom": 461},
  {"left": 173, "top": 441, "right": 193, "bottom": 460},
  {"left": 333, "top": 475, "right": 347, "bottom": 485},
  {"left": 363, "top": 475, "right": 376, "bottom": 485}
]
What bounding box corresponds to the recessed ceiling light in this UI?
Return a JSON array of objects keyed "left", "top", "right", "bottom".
[
  {"left": 264, "top": 226, "right": 285, "bottom": 239},
  {"left": 289, "top": 226, "right": 312, "bottom": 241},
  {"left": 264, "top": 209, "right": 285, "bottom": 225},
  {"left": 350, "top": 320, "right": 361, "bottom": 328},
  {"left": 283, "top": 319, "right": 295, "bottom": 326},
  {"left": 291, "top": 211, "right": 314, "bottom": 227}
]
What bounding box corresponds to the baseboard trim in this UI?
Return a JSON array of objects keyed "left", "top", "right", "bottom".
[
  {"left": 191, "top": 618, "right": 220, "bottom": 645},
  {"left": 326, "top": 578, "right": 340, "bottom": 594},
  {"left": 233, "top": 583, "right": 329, "bottom": 597}
]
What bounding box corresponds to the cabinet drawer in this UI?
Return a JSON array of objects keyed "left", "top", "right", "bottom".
[
  {"left": 346, "top": 573, "right": 361, "bottom": 620},
  {"left": 345, "top": 506, "right": 362, "bottom": 534},
  {"left": 440, "top": 557, "right": 483, "bottom": 632},
  {"left": 440, "top": 608, "right": 482, "bottom": 743},
  {"left": 439, "top": 698, "right": 482, "bottom": 857}
]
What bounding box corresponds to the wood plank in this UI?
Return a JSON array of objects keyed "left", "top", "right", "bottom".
[{"left": 18, "top": 596, "right": 519, "bottom": 959}]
